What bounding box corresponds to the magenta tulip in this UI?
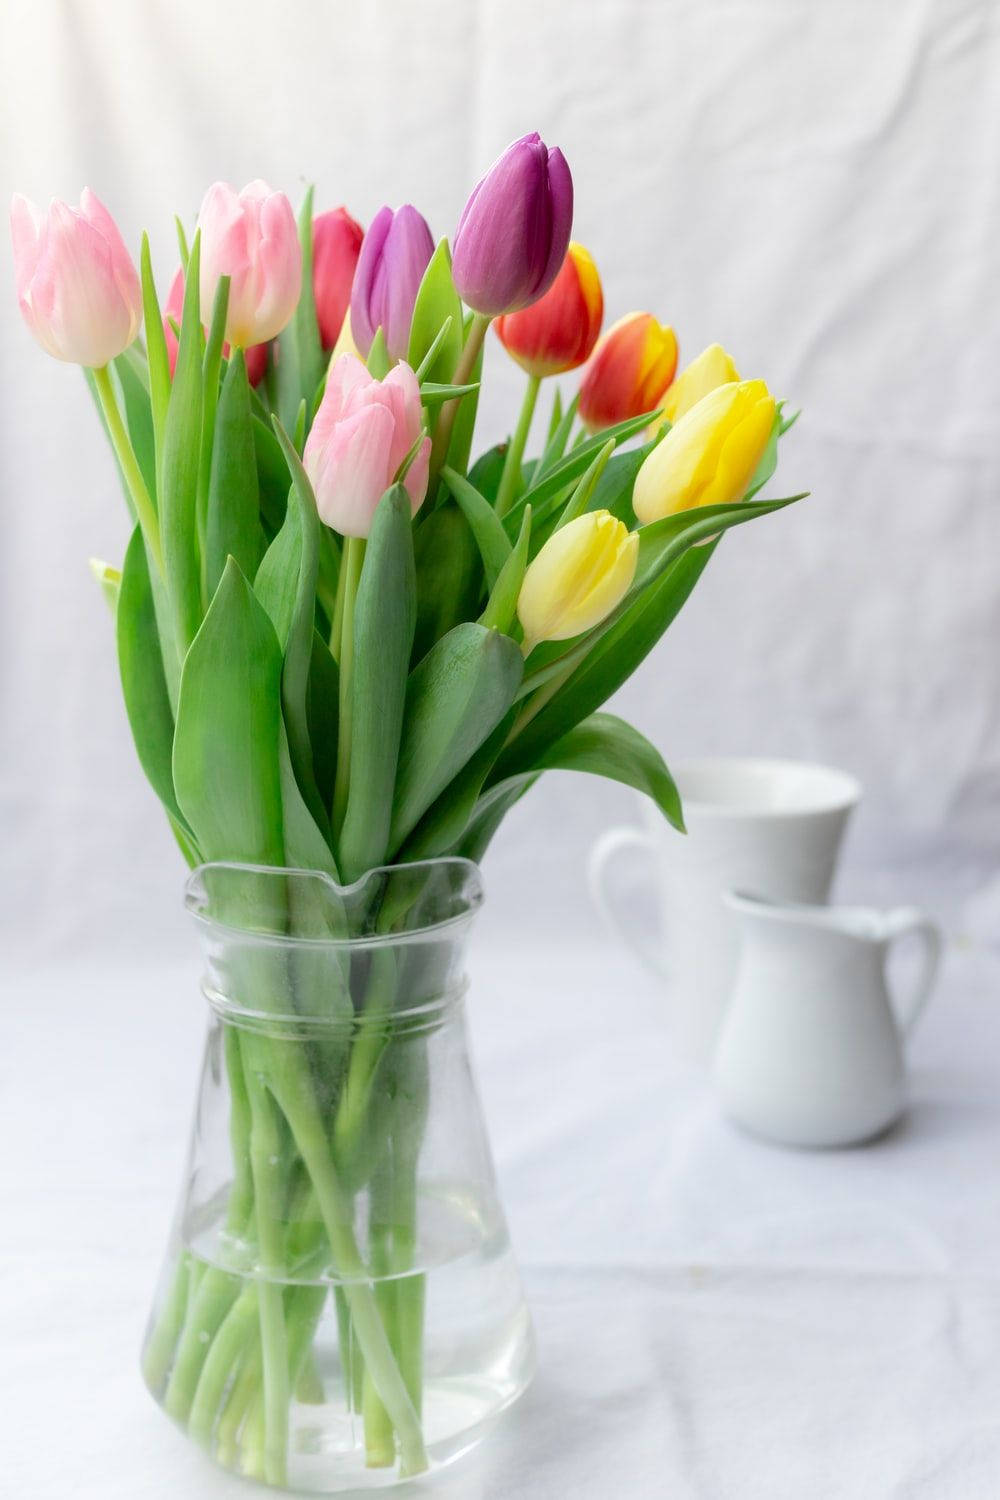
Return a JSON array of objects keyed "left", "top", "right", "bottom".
[
  {"left": 349, "top": 204, "right": 433, "bottom": 363},
  {"left": 451, "top": 133, "right": 573, "bottom": 317},
  {"left": 313, "top": 207, "right": 364, "bottom": 351},
  {"left": 10, "top": 188, "right": 142, "bottom": 367},
  {"left": 303, "top": 354, "right": 430, "bottom": 537},
  {"left": 197, "top": 180, "right": 301, "bottom": 348}
]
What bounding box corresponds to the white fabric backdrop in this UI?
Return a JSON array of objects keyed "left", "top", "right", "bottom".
[{"left": 1, "top": 0, "right": 999, "bottom": 958}]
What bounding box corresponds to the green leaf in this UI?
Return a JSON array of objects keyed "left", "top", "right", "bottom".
[
  {"left": 274, "top": 186, "right": 325, "bottom": 438},
  {"left": 140, "top": 233, "right": 170, "bottom": 466},
  {"left": 480, "top": 505, "right": 531, "bottom": 634},
  {"left": 117, "top": 525, "right": 191, "bottom": 836},
  {"left": 366, "top": 328, "right": 391, "bottom": 379},
  {"left": 504, "top": 408, "right": 658, "bottom": 532},
  {"left": 497, "top": 545, "right": 717, "bottom": 777},
  {"left": 205, "top": 349, "right": 261, "bottom": 599},
  {"left": 439, "top": 466, "right": 511, "bottom": 588},
  {"left": 280, "top": 726, "right": 338, "bottom": 876},
  {"left": 399, "top": 714, "right": 515, "bottom": 861},
  {"left": 467, "top": 444, "right": 506, "bottom": 505},
  {"left": 175, "top": 216, "right": 190, "bottom": 271},
  {"left": 307, "top": 630, "right": 339, "bottom": 811},
  {"left": 197, "top": 275, "right": 231, "bottom": 564},
  {"left": 412, "top": 503, "right": 483, "bottom": 663},
  {"left": 535, "top": 391, "right": 579, "bottom": 479},
  {"left": 254, "top": 486, "right": 301, "bottom": 645},
  {"left": 633, "top": 494, "right": 805, "bottom": 594},
  {"left": 413, "top": 315, "right": 454, "bottom": 381},
  {"left": 388, "top": 623, "right": 524, "bottom": 854},
  {"left": 535, "top": 712, "right": 683, "bottom": 830},
  {"left": 160, "top": 232, "right": 204, "bottom": 654},
  {"left": 113, "top": 352, "right": 157, "bottom": 503},
  {"left": 408, "top": 240, "right": 464, "bottom": 403},
  {"left": 173, "top": 557, "right": 284, "bottom": 864},
  {"left": 587, "top": 438, "right": 659, "bottom": 526},
  {"left": 444, "top": 320, "right": 484, "bottom": 477},
  {"left": 338, "top": 488, "right": 417, "bottom": 882},
  {"left": 266, "top": 422, "right": 326, "bottom": 834},
  {"left": 552, "top": 438, "right": 615, "bottom": 533},
  {"left": 252, "top": 414, "right": 291, "bottom": 536},
  {"left": 419, "top": 381, "right": 480, "bottom": 407},
  {"left": 454, "top": 773, "right": 538, "bottom": 863}
]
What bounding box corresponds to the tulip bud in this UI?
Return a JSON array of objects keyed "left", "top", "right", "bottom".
[
  {"left": 313, "top": 206, "right": 364, "bottom": 350},
  {"left": 162, "top": 267, "right": 268, "bottom": 385},
  {"left": 578, "top": 312, "right": 677, "bottom": 432},
  {"left": 197, "top": 180, "right": 301, "bottom": 347},
  {"left": 494, "top": 242, "right": 603, "bottom": 378},
  {"left": 349, "top": 204, "right": 433, "bottom": 363},
  {"left": 452, "top": 132, "right": 573, "bottom": 317},
  {"left": 303, "top": 354, "right": 430, "bottom": 538},
  {"left": 517, "top": 511, "right": 638, "bottom": 649},
  {"left": 633, "top": 379, "right": 776, "bottom": 523},
  {"left": 657, "top": 343, "right": 740, "bottom": 427},
  {"left": 10, "top": 189, "right": 142, "bottom": 367}
]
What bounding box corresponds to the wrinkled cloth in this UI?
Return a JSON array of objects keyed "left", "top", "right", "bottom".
[{"left": 4, "top": 938, "right": 999, "bottom": 1499}]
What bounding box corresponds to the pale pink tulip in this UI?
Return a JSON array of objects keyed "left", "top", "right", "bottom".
[
  {"left": 197, "top": 180, "right": 301, "bottom": 348},
  {"left": 303, "top": 354, "right": 430, "bottom": 537},
  {"left": 162, "top": 267, "right": 269, "bottom": 386},
  {"left": 10, "top": 188, "right": 142, "bottom": 366}
]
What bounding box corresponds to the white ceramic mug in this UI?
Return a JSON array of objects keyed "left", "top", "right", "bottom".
[{"left": 587, "top": 758, "right": 861, "bottom": 1064}]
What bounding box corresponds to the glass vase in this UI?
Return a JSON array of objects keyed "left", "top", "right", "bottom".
[{"left": 141, "top": 858, "right": 535, "bottom": 1491}]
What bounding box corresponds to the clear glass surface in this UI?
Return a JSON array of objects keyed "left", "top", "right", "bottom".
[{"left": 142, "top": 859, "right": 535, "bottom": 1491}]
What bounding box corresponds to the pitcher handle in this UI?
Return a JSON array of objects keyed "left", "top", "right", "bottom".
[
  {"left": 587, "top": 827, "right": 667, "bottom": 982},
  {"left": 882, "top": 906, "right": 942, "bottom": 1038}
]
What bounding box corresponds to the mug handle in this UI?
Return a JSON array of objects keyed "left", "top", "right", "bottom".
[
  {"left": 587, "top": 827, "right": 668, "bottom": 983},
  {"left": 882, "top": 906, "right": 942, "bottom": 1037}
]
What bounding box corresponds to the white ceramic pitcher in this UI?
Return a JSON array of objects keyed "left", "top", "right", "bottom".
[{"left": 714, "top": 892, "right": 942, "bottom": 1148}]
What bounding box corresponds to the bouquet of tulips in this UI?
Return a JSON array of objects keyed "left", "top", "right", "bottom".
[{"left": 13, "top": 132, "right": 801, "bottom": 1485}]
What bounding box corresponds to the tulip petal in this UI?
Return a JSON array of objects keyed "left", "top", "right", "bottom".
[
  {"left": 307, "top": 402, "right": 396, "bottom": 538},
  {"left": 350, "top": 205, "right": 392, "bottom": 355}
]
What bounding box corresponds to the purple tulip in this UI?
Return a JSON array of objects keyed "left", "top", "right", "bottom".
[
  {"left": 452, "top": 132, "right": 573, "bottom": 317},
  {"left": 349, "top": 203, "right": 434, "bottom": 363}
]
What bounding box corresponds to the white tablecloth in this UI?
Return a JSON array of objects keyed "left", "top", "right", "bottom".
[{"left": 5, "top": 938, "right": 999, "bottom": 1498}]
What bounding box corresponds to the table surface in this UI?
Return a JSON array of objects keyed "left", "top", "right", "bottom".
[{"left": 5, "top": 937, "right": 1000, "bottom": 1499}]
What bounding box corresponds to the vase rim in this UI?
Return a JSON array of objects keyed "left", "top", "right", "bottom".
[{"left": 184, "top": 856, "right": 485, "bottom": 949}]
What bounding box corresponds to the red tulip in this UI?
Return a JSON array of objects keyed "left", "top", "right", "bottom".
[
  {"left": 494, "top": 243, "right": 603, "bottom": 378},
  {"left": 312, "top": 207, "right": 363, "bottom": 351},
  {"left": 578, "top": 312, "right": 678, "bottom": 431}
]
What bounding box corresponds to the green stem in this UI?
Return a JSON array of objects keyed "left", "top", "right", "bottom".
[
  {"left": 142, "top": 1251, "right": 192, "bottom": 1395},
  {"left": 188, "top": 1284, "right": 260, "bottom": 1445},
  {"left": 429, "top": 313, "right": 490, "bottom": 480},
  {"left": 244, "top": 1064, "right": 291, "bottom": 1488},
  {"left": 93, "top": 363, "right": 164, "bottom": 576},
  {"left": 331, "top": 535, "right": 366, "bottom": 835},
  {"left": 495, "top": 373, "right": 541, "bottom": 518},
  {"left": 264, "top": 1057, "right": 428, "bottom": 1477}
]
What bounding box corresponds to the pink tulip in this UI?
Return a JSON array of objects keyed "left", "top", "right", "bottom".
[
  {"left": 196, "top": 180, "right": 301, "bottom": 348},
  {"left": 162, "top": 267, "right": 268, "bottom": 386},
  {"left": 312, "top": 207, "right": 364, "bottom": 350},
  {"left": 10, "top": 188, "right": 142, "bottom": 366},
  {"left": 303, "top": 354, "right": 430, "bottom": 537}
]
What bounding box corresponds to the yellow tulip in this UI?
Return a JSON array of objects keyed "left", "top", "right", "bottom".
[
  {"left": 633, "top": 379, "right": 776, "bottom": 523},
  {"left": 653, "top": 343, "right": 741, "bottom": 430},
  {"left": 517, "top": 511, "right": 639, "bottom": 649}
]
